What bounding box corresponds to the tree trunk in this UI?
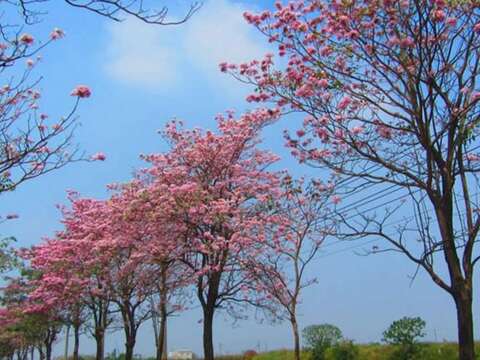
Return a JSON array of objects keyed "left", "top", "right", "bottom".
[
  {"left": 37, "top": 347, "right": 45, "bottom": 360},
  {"left": 124, "top": 337, "right": 136, "bottom": 360},
  {"left": 121, "top": 304, "right": 138, "bottom": 360},
  {"left": 152, "top": 307, "right": 160, "bottom": 360},
  {"left": 64, "top": 325, "right": 70, "bottom": 360},
  {"left": 291, "top": 316, "right": 300, "bottom": 360},
  {"left": 161, "top": 318, "right": 167, "bottom": 360},
  {"left": 45, "top": 345, "right": 52, "bottom": 360},
  {"left": 202, "top": 306, "right": 215, "bottom": 360},
  {"left": 94, "top": 329, "right": 105, "bottom": 360},
  {"left": 156, "top": 260, "right": 170, "bottom": 360},
  {"left": 454, "top": 288, "right": 475, "bottom": 360},
  {"left": 435, "top": 191, "right": 476, "bottom": 360},
  {"left": 157, "top": 307, "right": 167, "bottom": 360},
  {"left": 73, "top": 324, "right": 80, "bottom": 360}
]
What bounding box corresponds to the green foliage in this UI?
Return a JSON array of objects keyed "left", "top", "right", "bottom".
[
  {"left": 303, "top": 324, "right": 343, "bottom": 360},
  {"left": 325, "top": 340, "right": 359, "bottom": 360},
  {"left": 252, "top": 342, "right": 480, "bottom": 360},
  {"left": 253, "top": 350, "right": 311, "bottom": 360},
  {"left": 0, "top": 237, "right": 18, "bottom": 275},
  {"left": 382, "top": 317, "right": 426, "bottom": 360},
  {"left": 382, "top": 317, "right": 426, "bottom": 346}
]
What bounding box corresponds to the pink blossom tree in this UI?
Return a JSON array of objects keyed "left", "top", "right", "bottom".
[
  {"left": 28, "top": 195, "right": 116, "bottom": 360},
  {"left": 112, "top": 181, "right": 191, "bottom": 360},
  {"left": 1, "top": 273, "right": 63, "bottom": 360},
  {"left": 101, "top": 187, "right": 169, "bottom": 360},
  {"left": 26, "top": 236, "right": 89, "bottom": 360},
  {"left": 245, "top": 177, "right": 334, "bottom": 360},
  {"left": 0, "top": 26, "right": 91, "bottom": 195},
  {"left": 139, "top": 110, "right": 284, "bottom": 360},
  {"left": 149, "top": 259, "right": 190, "bottom": 360},
  {"left": 225, "top": 1, "right": 480, "bottom": 358},
  {"left": 28, "top": 185, "right": 190, "bottom": 360}
]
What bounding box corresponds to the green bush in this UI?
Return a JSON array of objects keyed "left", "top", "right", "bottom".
[
  {"left": 382, "top": 317, "right": 426, "bottom": 360},
  {"left": 325, "top": 340, "right": 359, "bottom": 360},
  {"left": 303, "top": 324, "right": 343, "bottom": 360}
]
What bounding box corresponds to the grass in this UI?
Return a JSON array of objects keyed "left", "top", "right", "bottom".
[
  {"left": 252, "top": 350, "right": 311, "bottom": 360},
  {"left": 250, "top": 342, "right": 480, "bottom": 360}
]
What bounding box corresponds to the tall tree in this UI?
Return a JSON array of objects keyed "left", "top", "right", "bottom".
[
  {"left": 28, "top": 196, "right": 115, "bottom": 360},
  {"left": 225, "top": 1, "right": 480, "bottom": 359},
  {"left": 139, "top": 110, "right": 283, "bottom": 360},
  {"left": 246, "top": 178, "right": 333, "bottom": 360}
]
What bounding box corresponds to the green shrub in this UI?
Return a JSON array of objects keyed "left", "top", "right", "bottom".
[
  {"left": 326, "top": 340, "right": 359, "bottom": 360},
  {"left": 382, "top": 317, "right": 426, "bottom": 360},
  {"left": 303, "top": 324, "right": 343, "bottom": 360}
]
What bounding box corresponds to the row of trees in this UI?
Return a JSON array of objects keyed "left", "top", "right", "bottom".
[
  {"left": 0, "top": 111, "right": 335, "bottom": 360},
  {"left": 2, "top": 1, "right": 480, "bottom": 360}
]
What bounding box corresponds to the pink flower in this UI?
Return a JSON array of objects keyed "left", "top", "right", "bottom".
[
  {"left": 296, "top": 129, "right": 306, "bottom": 137},
  {"left": 446, "top": 17, "right": 457, "bottom": 27},
  {"left": 338, "top": 96, "right": 352, "bottom": 110},
  {"left": 471, "top": 92, "right": 480, "bottom": 102},
  {"left": 219, "top": 62, "right": 228, "bottom": 72},
  {"left": 466, "top": 153, "right": 480, "bottom": 162},
  {"left": 19, "top": 34, "right": 34, "bottom": 45},
  {"left": 351, "top": 126, "right": 364, "bottom": 135},
  {"left": 348, "top": 30, "right": 360, "bottom": 39},
  {"left": 400, "top": 37, "right": 415, "bottom": 48},
  {"left": 91, "top": 152, "right": 106, "bottom": 161},
  {"left": 26, "top": 59, "right": 35, "bottom": 67},
  {"left": 50, "top": 28, "right": 65, "bottom": 40},
  {"left": 331, "top": 195, "right": 341, "bottom": 204},
  {"left": 387, "top": 36, "right": 400, "bottom": 47},
  {"left": 376, "top": 124, "right": 392, "bottom": 139},
  {"left": 318, "top": 79, "right": 329, "bottom": 88},
  {"left": 32, "top": 162, "right": 44, "bottom": 172},
  {"left": 70, "top": 85, "right": 91, "bottom": 98},
  {"left": 474, "top": 23, "right": 480, "bottom": 33},
  {"left": 295, "top": 84, "right": 314, "bottom": 97},
  {"left": 432, "top": 10, "right": 446, "bottom": 22}
]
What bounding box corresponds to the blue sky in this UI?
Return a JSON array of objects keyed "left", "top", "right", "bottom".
[{"left": 0, "top": 0, "right": 476, "bottom": 356}]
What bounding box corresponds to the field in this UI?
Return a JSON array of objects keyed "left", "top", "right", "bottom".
[{"left": 212, "top": 342, "right": 480, "bottom": 360}]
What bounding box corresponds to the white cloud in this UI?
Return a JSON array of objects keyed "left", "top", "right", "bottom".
[
  {"left": 105, "top": 20, "right": 180, "bottom": 88},
  {"left": 183, "top": 0, "right": 268, "bottom": 72},
  {"left": 104, "top": 0, "right": 269, "bottom": 92}
]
